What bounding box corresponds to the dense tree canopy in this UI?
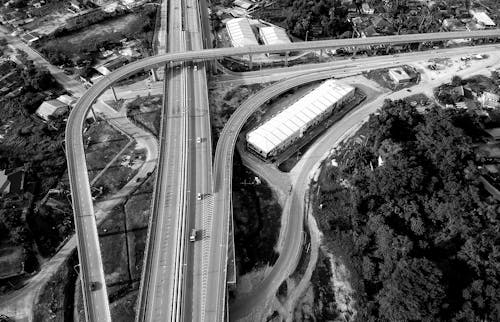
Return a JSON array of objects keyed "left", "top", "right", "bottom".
[
  {"left": 279, "top": 0, "right": 352, "bottom": 39},
  {"left": 316, "top": 100, "right": 500, "bottom": 321}
]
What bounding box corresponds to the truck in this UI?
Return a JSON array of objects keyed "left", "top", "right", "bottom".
[{"left": 189, "top": 229, "right": 197, "bottom": 242}]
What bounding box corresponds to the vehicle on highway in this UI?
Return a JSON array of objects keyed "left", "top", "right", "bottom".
[
  {"left": 197, "top": 192, "right": 203, "bottom": 200},
  {"left": 194, "top": 65, "right": 198, "bottom": 71},
  {"left": 189, "top": 229, "right": 197, "bottom": 242},
  {"left": 196, "top": 137, "right": 202, "bottom": 143},
  {"left": 90, "top": 281, "right": 101, "bottom": 291}
]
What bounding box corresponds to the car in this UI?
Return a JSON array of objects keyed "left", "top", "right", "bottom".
[
  {"left": 197, "top": 193, "right": 203, "bottom": 200},
  {"left": 196, "top": 137, "right": 202, "bottom": 143},
  {"left": 189, "top": 229, "right": 197, "bottom": 242},
  {"left": 90, "top": 281, "right": 100, "bottom": 291},
  {"left": 194, "top": 65, "right": 198, "bottom": 71}
]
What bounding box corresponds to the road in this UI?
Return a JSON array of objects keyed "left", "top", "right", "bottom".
[
  {"left": 224, "top": 52, "right": 500, "bottom": 320},
  {"left": 135, "top": 0, "right": 191, "bottom": 320},
  {"left": 58, "top": 27, "right": 500, "bottom": 320}
]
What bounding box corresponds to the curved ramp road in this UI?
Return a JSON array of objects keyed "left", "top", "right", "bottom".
[{"left": 65, "top": 29, "right": 500, "bottom": 321}]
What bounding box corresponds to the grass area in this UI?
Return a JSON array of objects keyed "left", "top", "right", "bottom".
[
  {"left": 126, "top": 95, "right": 162, "bottom": 137},
  {"left": 85, "top": 119, "right": 130, "bottom": 182},
  {"left": 92, "top": 143, "right": 145, "bottom": 199}
]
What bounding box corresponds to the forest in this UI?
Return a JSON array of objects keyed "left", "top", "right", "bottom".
[
  {"left": 316, "top": 100, "right": 500, "bottom": 321},
  {"left": 254, "top": 0, "right": 352, "bottom": 39}
]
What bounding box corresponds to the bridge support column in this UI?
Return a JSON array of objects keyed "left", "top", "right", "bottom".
[
  {"left": 418, "top": 43, "right": 423, "bottom": 51},
  {"left": 89, "top": 106, "right": 97, "bottom": 122},
  {"left": 248, "top": 54, "right": 253, "bottom": 69},
  {"left": 150, "top": 68, "right": 158, "bottom": 82},
  {"left": 284, "top": 51, "right": 289, "bottom": 67},
  {"left": 110, "top": 86, "right": 118, "bottom": 102},
  {"left": 385, "top": 44, "right": 392, "bottom": 54}
]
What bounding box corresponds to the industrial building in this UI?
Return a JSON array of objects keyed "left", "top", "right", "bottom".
[
  {"left": 259, "top": 26, "right": 291, "bottom": 45},
  {"left": 246, "top": 80, "right": 355, "bottom": 159},
  {"left": 225, "top": 18, "right": 259, "bottom": 47}
]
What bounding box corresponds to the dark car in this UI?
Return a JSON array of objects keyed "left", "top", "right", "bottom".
[{"left": 90, "top": 281, "right": 101, "bottom": 291}]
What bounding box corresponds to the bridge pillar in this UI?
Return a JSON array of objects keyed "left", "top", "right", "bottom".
[
  {"left": 385, "top": 44, "right": 391, "bottom": 54},
  {"left": 89, "top": 106, "right": 97, "bottom": 122},
  {"left": 418, "top": 42, "right": 423, "bottom": 51},
  {"left": 284, "top": 51, "right": 289, "bottom": 67},
  {"left": 248, "top": 54, "right": 253, "bottom": 69},
  {"left": 150, "top": 68, "right": 158, "bottom": 82},
  {"left": 110, "top": 86, "right": 118, "bottom": 102}
]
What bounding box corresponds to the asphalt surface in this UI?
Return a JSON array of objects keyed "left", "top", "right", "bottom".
[
  {"left": 136, "top": 0, "right": 190, "bottom": 320},
  {"left": 60, "top": 26, "right": 500, "bottom": 320}
]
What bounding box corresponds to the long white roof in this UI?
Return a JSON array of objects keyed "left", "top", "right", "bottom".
[
  {"left": 247, "top": 80, "right": 355, "bottom": 155},
  {"left": 226, "top": 18, "right": 259, "bottom": 47},
  {"left": 259, "top": 26, "right": 291, "bottom": 45}
]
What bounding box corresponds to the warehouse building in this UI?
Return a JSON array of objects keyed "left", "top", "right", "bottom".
[
  {"left": 259, "top": 26, "right": 291, "bottom": 45},
  {"left": 226, "top": 18, "right": 259, "bottom": 47},
  {"left": 246, "top": 80, "right": 355, "bottom": 159}
]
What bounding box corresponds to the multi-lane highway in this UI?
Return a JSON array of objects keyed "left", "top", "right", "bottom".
[
  {"left": 64, "top": 26, "right": 500, "bottom": 321},
  {"left": 136, "top": 0, "right": 190, "bottom": 320}
]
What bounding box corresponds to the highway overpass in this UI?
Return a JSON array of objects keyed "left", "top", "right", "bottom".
[{"left": 65, "top": 29, "right": 500, "bottom": 322}]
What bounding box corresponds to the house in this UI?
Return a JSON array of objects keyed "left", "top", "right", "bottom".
[
  {"left": 70, "top": 0, "right": 82, "bottom": 11},
  {"left": 56, "top": 94, "right": 76, "bottom": 106},
  {"left": 0, "top": 167, "right": 25, "bottom": 195},
  {"left": 361, "top": 3, "right": 374, "bottom": 14},
  {"left": 233, "top": 0, "right": 253, "bottom": 10},
  {"left": 470, "top": 10, "right": 495, "bottom": 28},
  {"left": 94, "top": 55, "right": 129, "bottom": 75},
  {"left": 20, "top": 32, "right": 40, "bottom": 45},
  {"left": 442, "top": 18, "right": 466, "bottom": 31},
  {"left": 388, "top": 67, "right": 412, "bottom": 84},
  {"left": 480, "top": 92, "right": 500, "bottom": 109},
  {"left": 36, "top": 99, "right": 69, "bottom": 121}
]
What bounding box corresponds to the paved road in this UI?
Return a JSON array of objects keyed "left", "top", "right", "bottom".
[
  {"left": 135, "top": 0, "right": 191, "bottom": 320},
  {"left": 58, "top": 27, "right": 500, "bottom": 320},
  {"left": 226, "top": 51, "right": 500, "bottom": 320}
]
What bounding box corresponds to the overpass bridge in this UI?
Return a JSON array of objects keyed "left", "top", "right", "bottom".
[{"left": 65, "top": 28, "right": 500, "bottom": 322}]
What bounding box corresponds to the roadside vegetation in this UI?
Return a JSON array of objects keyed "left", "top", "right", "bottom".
[
  {"left": 232, "top": 151, "right": 281, "bottom": 274},
  {"left": 0, "top": 58, "right": 69, "bottom": 290},
  {"left": 126, "top": 95, "right": 162, "bottom": 137},
  {"left": 314, "top": 99, "right": 500, "bottom": 321}
]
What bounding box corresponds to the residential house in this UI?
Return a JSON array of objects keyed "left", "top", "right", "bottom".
[
  {"left": 0, "top": 246, "right": 26, "bottom": 280},
  {"left": 480, "top": 92, "right": 500, "bottom": 109},
  {"left": 388, "top": 67, "right": 412, "bottom": 84},
  {"left": 470, "top": 9, "right": 496, "bottom": 28},
  {"left": 36, "top": 99, "right": 69, "bottom": 121}
]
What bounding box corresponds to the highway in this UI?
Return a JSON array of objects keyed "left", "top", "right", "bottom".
[
  {"left": 66, "top": 97, "right": 111, "bottom": 322},
  {"left": 63, "top": 27, "right": 500, "bottom": 321},
  {"left": 136, "top": 0, "right": 190, "bottom": 320}
]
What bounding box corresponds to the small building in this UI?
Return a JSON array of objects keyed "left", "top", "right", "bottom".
[
  {"left": 246, "top": 80, "right": 355, "bottom": 159},
  {"left": 470, "top": 10, "right": 496, "bottom": 28},
  {"left": 20, "top": 32, "right": 40, "bottom": 45},
  {"left": 388, "top": 67, "right": 412, "bottom": 84},
  {"left": 259, "top": 26, "right": 291, "bottom": 46},
  {"left": 0, "top": 167, "right": 25, "bottom": 195},
  {"left": 362, "top": 3, "right": 374, "bottom": 14},
  {"left": 56, "top": 94, "right": 76, "bottom": 106},
  {"left": 233, "top": 0, "right": 253, "bottom": 10},
  {"left": 70, "top": 0, "right": 82, "bottom": 10},
  {"left": 442, "top": 18, "right": 466, "bottom": 31},
  {"left": 94, "top": 55, "right": 129, "bottom": 75},
  {"left": 480, "top": 92, "right": 500, "bottom": 109},
  {"left": 36, "top": 99, "right": 69, "bottom": 121},
  {"left": 225, "top": 18, "right": 259, "bottom": 47}
]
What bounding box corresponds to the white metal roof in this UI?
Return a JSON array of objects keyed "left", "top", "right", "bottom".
[
  {"left": 470, "top": 10, "right": 496, "bottom": 27},
  {"left": 36, "top": 99, "right": 67, "bottom": 121},
  {"left": 226, "top": 18, "right": 259, "bottom": 47},
  {"left": 259, "top": 26, "right": 291, "bottom": 45},
  {"left": 247, "top": 80, "right": 355, "bottom": 155}
]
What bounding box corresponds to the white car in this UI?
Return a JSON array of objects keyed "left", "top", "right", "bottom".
[
  {"left": 189, "top": 229, "right": 197, "bottom": 242},
  {"left": 197, "top": 193, "right": 203, "bottom": 200},
  {"left": 196, "top": 137, "right": 202, "bottom": 143}
]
